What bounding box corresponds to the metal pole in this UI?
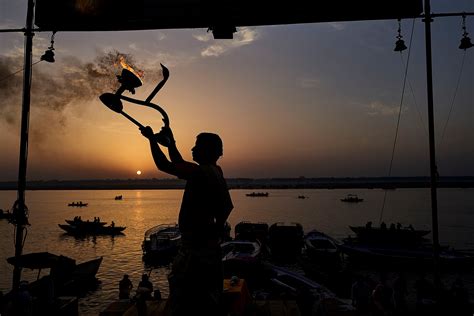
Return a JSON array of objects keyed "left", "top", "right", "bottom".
[
  {"left": 423, "top": 0, "right": 441, "bottom": 287},
  {"left": 12, "top": 0, "right": 35, "bottom": 290}
]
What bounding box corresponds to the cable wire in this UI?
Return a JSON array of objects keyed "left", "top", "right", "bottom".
[
  {"left": 439, "top": 50, "right": 467, "bottom": 146},
  {"left": 0, "top": 60, "right": 42, "bottom": 83},
  {"left": 379, "top": 18, "right": 415, "bottom": 225}
]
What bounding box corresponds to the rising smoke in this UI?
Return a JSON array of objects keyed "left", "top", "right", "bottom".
[{"left": 0, "top": 50, "right": 161, "bottom": 128}]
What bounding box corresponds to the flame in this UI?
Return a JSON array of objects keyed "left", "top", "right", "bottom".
[{"left": 118, "top": 56, "right": 144, "bottom": 81}]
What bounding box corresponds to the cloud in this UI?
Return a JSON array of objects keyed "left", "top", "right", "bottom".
[
  {"left": 299, "top": 77, "right": 320, "bottom": 89},
  {"left": 193, "top": 33, "right": 212, "bottom": 42},
  {"left": 199, "top": 27, "right": 259, "bottom": 57},
  {"left": 201, "top": 45, "right": 227, "bottom": 57},
  {"left": 328, "top": 22, "right": 346, "bottom": 31},
  {"left": 366, "top": 101, "right": 401, "bottom": 116}
]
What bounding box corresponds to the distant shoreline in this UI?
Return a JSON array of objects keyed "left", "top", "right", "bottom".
[{"left": 0, "top": 176, "right": 473, "bottom": 190}]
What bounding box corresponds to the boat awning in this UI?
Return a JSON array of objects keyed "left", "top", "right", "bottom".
[{"left": 7, "top": 252, "right": 75, "bottom": 269}]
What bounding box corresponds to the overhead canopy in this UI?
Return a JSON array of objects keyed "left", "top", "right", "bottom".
[
  {"left": 7, "top": 252, "right": 75, "bottom": 269},
  {"left": 35, "top": 0, "right": 423, "bottom": 32}
]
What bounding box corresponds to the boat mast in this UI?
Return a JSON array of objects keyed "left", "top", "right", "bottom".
[{"left": 12, "top": 0, "right": 35, "bottom": 290}]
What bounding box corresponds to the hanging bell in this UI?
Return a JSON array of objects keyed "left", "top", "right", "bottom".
[
  {"left": 459, "top": 36, "right": 474, "bottom": 50},
  {"left": 40, "top": 49, "right": 55, "bottom": 63},
  {"left": 394, "top": 38, "right": 407, "bottom": 52}
]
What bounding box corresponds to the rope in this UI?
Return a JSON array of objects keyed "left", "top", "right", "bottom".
[{"left": 379, "top": 18, "right": 415, "bottom": 225}]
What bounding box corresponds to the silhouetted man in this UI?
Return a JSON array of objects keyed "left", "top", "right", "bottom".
[
  {"left": 141, "top": 126, "right": 233, "bottom": 316},
  {"left": 119, "top": 274, "right": 133, "bottom": 299}
]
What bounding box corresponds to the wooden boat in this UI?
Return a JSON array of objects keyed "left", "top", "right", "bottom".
[
  {"left": 304, "top": 229, "right": 341, "bottom": 264},
  {"left": 221, "top": 240, "right": 262, "bottom": 262},
  {"left": 0, "top": 208, "right": 13, "bottom": 220},
  {"left": 339, "top": 243, "right": 474, "bottom": 269},
  {"left": 235, "top": 221, "right": 269, "bottom": 243},
  {"left": 58, "top": 223, "right": 125, "bottom": 235},
  {"left": 114, "top": 195, "right": 123, "bottom": 200},
  {"left": 67, "top": 201, "right": 88, "bottom": 207},
  {"left": 268, "top": 222, "right": 304, "bottom": 260},
  {"left": 246, "top": 192, "right": 269, "bottom": 197},
  {"left": 7, "top": 252, "right": 103, "bottom": 295},
  {"left": 340, "top": 194, "right": 363, "bottom": 202},
  {"left": 349, "top": 225, "right": 430, "bottom": 245},
  {"left": 142, "top": 223, "right": 181, "bottom": 261}
]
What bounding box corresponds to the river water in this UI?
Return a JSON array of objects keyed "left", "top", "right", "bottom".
[{"left": 0, "top": 188, "right": 473, "bottom": 314}]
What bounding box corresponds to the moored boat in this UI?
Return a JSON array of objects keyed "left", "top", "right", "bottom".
[
  {"left": 349, "top": 224, "right": 430, "bottom": 245},
  {"left": 269, "top": 222, "right": 304, "bottom": 261},
  {"left": 235, "top": 221, "right": 269, "bottom": 243},
  {"left": 0, "top": 208, "right": 12, "bottom": 220},
  {"left": 7, "top": 252, "right": 103, "bottom": 296},
  {"left": 221, "top": 240, "right": 262, "bottom": 263},
  {"left": 142, "top": 223, "right": 181, "bottom": 261},
  {"left": 304, "top": 229, "right": 342, "bottom": 265},
  {"left": 339, "top": 242, "right": 474, "bottom": 269}
]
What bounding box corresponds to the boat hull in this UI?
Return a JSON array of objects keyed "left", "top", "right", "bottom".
[
  {"left": 339, "top": 243, "right": 474, "bottom": 269},
  {"left": 58, "top": 224, "right": 125, "bottom": 235},
  {"left": 142, "top": 224, "right": 181, "bottom": 262},
  {"left": 349, "top": 225, "right": 430, "bottom": 245}
]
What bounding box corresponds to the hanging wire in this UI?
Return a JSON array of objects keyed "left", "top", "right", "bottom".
[
  {"left": 403, "top": 64, "right": 429, "bottom": 138},
  {"left": 439, "top": 50, "right": 467, "bottom": 145},
  {"left": 439, "top": 15, "right": 470, "bottom": 148},
  {"left": 0, "top": 60, "right": 43, "bottom": 83},
  {"left": 379, "top": 18, "right": 416, "bottom": 225}
]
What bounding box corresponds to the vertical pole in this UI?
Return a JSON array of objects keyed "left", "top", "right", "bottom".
[
  {"left": 423, "top": 0, "right": 441, "bottom": 287},
  {"left": 12, "top": 0, "right": 35, "bottom": 290}
]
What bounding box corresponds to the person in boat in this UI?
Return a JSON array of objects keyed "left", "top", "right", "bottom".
[
  {"left": 380, "top": 222, "right": 387, "bottom": 230},
  {"left": 389, "top": 223, "right": 396, "bottom": 231},
  {"left": 396, "top": 222, "right": 402, "bottom": 230},
  {"left": 119, "top": 274, "right": 133, "bottom": 299},
  {"left": 365, "top": 221, "right": 372, "bottom": 229},
  {"left": 141, "top": 126, "right": 234, "bottom": 316}
]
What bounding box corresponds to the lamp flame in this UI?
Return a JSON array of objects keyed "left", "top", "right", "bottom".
[{"left": 118, "top": 56, "right": 144, "bottom": 82}]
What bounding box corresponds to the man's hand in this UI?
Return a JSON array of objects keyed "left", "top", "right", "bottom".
[
  {"left": 160, "top": 127, "right": 175, "bottom": 144},
  {"left": 156, "top": 127, "right": 175, "bottom": 147},
  {"left": 140, "top": 126, "right": 155, "bottom": 139}
]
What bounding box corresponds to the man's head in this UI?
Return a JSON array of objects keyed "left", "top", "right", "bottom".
[{"left": 192, "top": 133, "right": 223, "bottom": 164}]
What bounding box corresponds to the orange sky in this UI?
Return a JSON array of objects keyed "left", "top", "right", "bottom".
[{"left": 0, "top": 1, "right": 473, "bottom": 180}]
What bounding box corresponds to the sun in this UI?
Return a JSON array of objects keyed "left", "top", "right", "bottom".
[{"left": 136, "top": 170, "right": 142, "bottom": 175}]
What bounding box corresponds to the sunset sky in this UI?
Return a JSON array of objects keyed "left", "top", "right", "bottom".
[{"left": 0, "top": 1, "right": 473, "bottom": 181}]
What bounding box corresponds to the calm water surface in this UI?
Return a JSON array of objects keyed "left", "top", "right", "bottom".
[{"left": 0, "top": 188, "right": 473, "bottom": 314}]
